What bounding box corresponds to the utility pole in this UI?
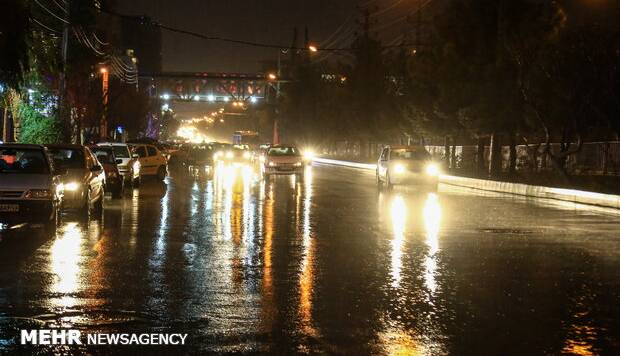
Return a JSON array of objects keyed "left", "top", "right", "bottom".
[
  {"left": 100, "top": 67, "right": 109, "bottom": 140},
  {"left": 59, "top": 0, "right": 70, "bottom": 142}
]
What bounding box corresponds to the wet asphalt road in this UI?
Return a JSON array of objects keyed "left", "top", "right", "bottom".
[{"left": 1, "top": 163, "right": 619, "bottom": 354}]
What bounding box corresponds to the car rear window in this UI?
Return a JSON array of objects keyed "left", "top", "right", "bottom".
[
  {"left": 48, "top": 148, "right": 85, "bottom": 169},
  {"left": 0, "top": 148, "right": 49, "bottom": 174},
  {"left": 112, "top": 146, "right": 130, "bottom": 158}
]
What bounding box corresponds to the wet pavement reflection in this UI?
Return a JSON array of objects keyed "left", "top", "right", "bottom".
[{"left": 0, "top": 163, "right": 619, "bottom": 354}]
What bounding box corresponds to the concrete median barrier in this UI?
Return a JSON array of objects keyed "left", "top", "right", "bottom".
[{"left": 314, "top": 157, "right": 620, "bottom": 209}]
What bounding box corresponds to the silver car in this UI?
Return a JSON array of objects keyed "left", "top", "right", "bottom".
[
  {"left": 0, "top": 144, "right": 63, "bottom": 229},
  {"left": 46, "top": 144, "right": 106, "bottom": 213}
]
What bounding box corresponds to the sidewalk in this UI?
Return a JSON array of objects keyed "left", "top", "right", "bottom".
[{"left": 314, "top": 157, "right": 620, "bottom": 210}]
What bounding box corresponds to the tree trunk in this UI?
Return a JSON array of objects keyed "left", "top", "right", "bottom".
[
  {"left": 2, "top": 106, "right": 9, "bottom": 142},
  {"left": 489, "top": 132, "right": 502, "bottom": 177},
  {"left": 476, "top": 136, "right": 486, "bottom": 175},
  {"left": 509, "top": 133, "right": 517, "bottom": 175},
  {"left": 444, "top": 136, "right": 450, "bottom": 169},
  {"left": 451, "top": 144, "right": 457, "bottom": 170}
]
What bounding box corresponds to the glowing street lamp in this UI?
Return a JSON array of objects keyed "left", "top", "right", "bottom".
[
  {"left": 308, "top": 45, "right": 318, "bottom": 53},
  {"left": 268, "top": 73, "right": 277, "bottom": 80}
]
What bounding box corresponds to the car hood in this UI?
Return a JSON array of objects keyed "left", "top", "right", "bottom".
[
  {"left": 0, "top": 174, "right": 51, "bottom": 190},
  {"left": 268, "top": 156, "right": 302, "bottom": 164}
]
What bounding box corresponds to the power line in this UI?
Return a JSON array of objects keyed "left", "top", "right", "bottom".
[
  {"left": 101, "top": 8, "right": 418, "bottom": 52},
  {"left": 33, "top": 0, "right": 69, "bottom": 24},
  {"left": 30, "top": 17, "right": 61, "bottom": 34}
]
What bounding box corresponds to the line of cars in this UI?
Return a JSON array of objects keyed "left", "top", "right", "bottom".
[
  {"left": 0, "top": 141, "right": 168, "bottom": 231},
  {"left": 168, "top": 141, "right": 309, "bottom": 179}
]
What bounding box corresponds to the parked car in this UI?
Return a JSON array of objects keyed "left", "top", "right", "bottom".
[
  {"left": 129, "top": 143, "right": 168, "bottom": 181},
  {"left": 46, "top": 144, "right": 106, "bottom": 213},
  {"left": 376, "top": 145, "right": 439, "bottom": 190},
  {"left": 97, "top": 142, "right": 141, "bottom": 186},
  {"left": 0, "top": 144, "right": 63, "bottom": 229},
  {"left": 262, "top": 145, "right": 304, "bottom": 178},
  {"left": 89, "top": 146, "right": 124, "bottom": 199}
]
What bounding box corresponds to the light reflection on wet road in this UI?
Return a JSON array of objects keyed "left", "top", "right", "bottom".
[{"left": 1, "top": 163, "right": 619, "bottom": 354}]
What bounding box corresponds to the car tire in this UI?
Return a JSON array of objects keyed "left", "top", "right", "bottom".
[
  {"left": 157, "top": 166, "right": 167, "bottom": 181},
  {"left": 93, "top": 191, "right": 104, "bottom": 213}
]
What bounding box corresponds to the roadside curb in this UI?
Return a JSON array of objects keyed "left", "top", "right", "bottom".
[{"left": 314, "top": 157, "right": 620, "bottom": 210}]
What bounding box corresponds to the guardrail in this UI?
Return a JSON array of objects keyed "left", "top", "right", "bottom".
[{"left": 313, "top": 157, "right": 620, "bottom": 210}]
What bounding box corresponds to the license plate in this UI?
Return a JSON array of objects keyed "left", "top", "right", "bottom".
[{"left": 0, "top": 204, "right": 19, "bottom": 213}]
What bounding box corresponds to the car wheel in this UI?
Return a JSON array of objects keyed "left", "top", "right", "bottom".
[
  {"left": 157, "top": 166, "right": 167, "bottom": 181},
  {"left": 93, "top": 191, "right": 104, "bottom": 212}
]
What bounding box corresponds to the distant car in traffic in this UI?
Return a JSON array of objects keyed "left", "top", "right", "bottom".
[
  {"left": 213, "top": 145, "right": 252, "bottom": 164},
  {"left": 46, "top": 144, "right": 106, "bottom": 213},
  {"left": 376, "top": 145, "right": 439, "bottom": 190},
  {"left": 187, "top": 143, "right": 214, "bottom": 166},
  {"left": 0, "top": 144, "right": 63, "bottom": 229},
  {"left": 262, "top": 145, "right": 304, "bottom": 178},
  {"left": 89, "top": 146, "right": 124, "bottom": 199},
  {"left": 129, "top": 143, "right": 168, "bottom": 181},
  {"left": 96, "top": 142, "right": 141, "bottom": 187}
]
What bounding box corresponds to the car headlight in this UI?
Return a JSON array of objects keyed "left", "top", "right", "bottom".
[
  {"left": 425, "top": 163, "right": 440, "bottom": 176},
  {"left": 393, "top": 163, "right": 406, "bottom": 174},
  {"left": 303, "top": 149, "right": 315, "bottom": 161},
  {"left": 64, "top": 182, "right": 80, "bottom": 191},
  {"left": 215, "top": 151, "right": 222, "bottom": 158},
  {"left": 294, "top": 162, "right": 302, "bottom": 167},
  {"left": 268, "top": 161, "right": 276, "bottom": 167},
  {"left": 226, "top": 151, "right": 234, "bottom": 159},
  {"left": 243, "top": 151, "right": 251, "bottom": 159},
  {"left": 25, "top": 189, "right": 52, "bottom": 199}
]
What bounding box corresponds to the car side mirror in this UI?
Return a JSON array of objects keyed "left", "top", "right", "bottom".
[
  {"left": 115, "top": 159, "right": 123, "bottom": 164},
  {"left": 91, "top": 165, "right": 102, "bottom": 172}
]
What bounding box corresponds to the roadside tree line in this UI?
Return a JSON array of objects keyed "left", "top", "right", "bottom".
[{"left": 279, "top": 0, "right": 620, "bottom": 176}]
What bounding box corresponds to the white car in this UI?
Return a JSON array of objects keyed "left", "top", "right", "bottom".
[
  {"left": 129, "top": 143, "right": 168, "bottom": 181},
  {"left": 97, "top": 142, "right": 141, "bottom": 186},
  {"left": 376, "top": 145, "right": 440, "bottom": 190}
]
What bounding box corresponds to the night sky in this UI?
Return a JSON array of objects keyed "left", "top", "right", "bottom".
[{"left": 118, "top": 0, "right": 422, "bottom": 73}]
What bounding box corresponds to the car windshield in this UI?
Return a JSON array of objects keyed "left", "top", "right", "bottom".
[
  {"left": 112, "top": 146, "right": 130, "bottom": 158},
  {"left": 48, "top": 148, "right": 85, "bottom": 169},
  {"left": 268, "top": 147, "right": 299, "bottom": 156},
  {"left": 391, "top": 149, "right": 431, "bottom": 160},
  {"left": 0, "top": 148, "right": 49, "bottom": 174}
]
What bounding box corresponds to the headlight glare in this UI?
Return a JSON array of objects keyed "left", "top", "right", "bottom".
[
  {"left": 394, "top": 164, "right": 406, "bottom": 174},
  {"left": 64, "top": 182, "right": 80, "bottom": 191},
  {"left": 425, "top": 163, "right": 440, "bottom": 176},
  {"left": 226, "top": 151, "right": 234, "bottom": 159}
]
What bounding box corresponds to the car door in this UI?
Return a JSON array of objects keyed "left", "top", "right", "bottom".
[
  {"left": 134, "top": 145, "right": 150, "bottom": 175},
  {"left": 146, "top": 146, "right": 160, "bottom": 173}
]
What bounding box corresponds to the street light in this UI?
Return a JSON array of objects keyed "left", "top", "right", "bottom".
[
  {"left": 308, "top": 45, "right": 318, "bottom": 53},
  {"left": 268, "top": 73, "right": 277, "bottom": 80}
]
